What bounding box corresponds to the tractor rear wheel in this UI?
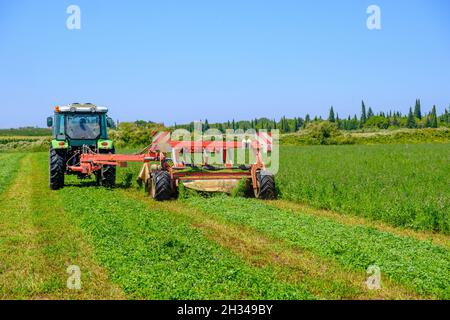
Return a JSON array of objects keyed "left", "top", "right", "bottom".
[
  {"left": 100, "top": 148, "right": 116, "bottom": 188},
  {"left": 49, "top": 148, "right": 65, "bottom": 190},
  {"left": 151, "top": 170, "right": 172, "bottom": 201},
  {"left": 101, "top": 165, "right": 116, "bottom": 188},
  {"left": 254, "top": 170, "right": 276, "bottom": 200}
]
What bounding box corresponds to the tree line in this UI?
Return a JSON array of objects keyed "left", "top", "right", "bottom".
[{"left": 168, "top": 100, "right": 449, "bottom": 133}]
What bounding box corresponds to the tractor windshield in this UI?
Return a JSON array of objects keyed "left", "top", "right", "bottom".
[{"left": 66, "top": 114, "right": 101, "bottom": 140}]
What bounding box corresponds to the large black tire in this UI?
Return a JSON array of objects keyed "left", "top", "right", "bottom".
[
  {"left": 100, "top": 148, "right": 116, "bottom": 188},
  {"left": 254, "top": 170, "right": 276, "bottom": 200},
  {"left": 100, "top": 166, "right": 116, "bottom": 187},
  {"left": 151, "top": 170, "right": 172, "bottom": 201},
  {"left": 49, "top": 148, "right": 65, "bottom": 190}
]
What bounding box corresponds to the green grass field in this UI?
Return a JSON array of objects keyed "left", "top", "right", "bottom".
[
  {"left": 0, "top": 144, "right": 448, "bottom": 299},
  {"left": 277, "top": 144, "right": 450, "bottom": 234}
]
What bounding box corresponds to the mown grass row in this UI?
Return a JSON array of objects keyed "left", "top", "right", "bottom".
[
  {"left": 58, "top": 177, "right": 315, "bottom": 299},
  {"left": 0, "top": 153, "right": 24, "bottom": 193},
  {"left": 0, "top": 153, "right": 124, "bottom": 299},
  {"left": 277, "top": 144, "right": 450, "bottom": 234},
  {"left": 116, "top": 158, "right": 449, "bottom": 299},
  {"left": 185, "top": 196, "right": 450, "bottom": 299}
]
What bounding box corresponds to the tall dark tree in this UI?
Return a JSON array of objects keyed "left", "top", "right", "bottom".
[
  {"left": 367, "top": 107, "right": 374, "bottom": 119},
  {"left": 304, "top": 114, "right": 310, "bottom": 126},
  {"left": 414, "top": 99, "right": 422, "bottom": 119},
  {"left": 328, "top": 106, "right": 335, "bottom": 122},
  {"left": 360, "top": 101, "right": 367, "bottom": 127},
  {"left": 406, "top": 107, "right": 416, "bottom": 128},
  {"left": 425, "top": 115, "right": 431, "bottom": 128},
  {"left": 430, "top": 105, "right": 438, "bottom": 128},
  {"left": 352, "top": 115, "right": 358, "bottom": 130},
  {"left": 391, "top": 114, "right": 399, "bottom": 127},
  {"left": 280, "top": 116, "right": 288, "bottom": 133}
]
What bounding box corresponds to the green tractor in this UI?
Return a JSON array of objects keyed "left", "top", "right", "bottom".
[{"left": 46, "top": 103, "right": 116, "bottom": 190}]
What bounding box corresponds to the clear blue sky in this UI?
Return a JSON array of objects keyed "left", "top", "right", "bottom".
[{"left": 0, "top": 0, "right": 449, "bottom": 128}]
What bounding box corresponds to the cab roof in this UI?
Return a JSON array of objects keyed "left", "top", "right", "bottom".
[{"left": 55, "top": 103, "right": 108, "bottom": 113}]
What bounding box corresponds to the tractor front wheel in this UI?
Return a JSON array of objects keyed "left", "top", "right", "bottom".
[
  {"left": 150, "top": 170, "right": 172, "bottom": 201},
  {"left": 49, "top": 148, "right": 65, "bottom": 190},
  {"left": 254, "top": 170, "right": 276, "bottom": 200}
]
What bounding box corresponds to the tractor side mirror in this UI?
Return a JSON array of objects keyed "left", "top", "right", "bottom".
[
  {"left": 47, "top": 117, "right": 53, "bottom": 127},
  {"left": 106, "top": 117, "right": 115, "bottom": 128}
]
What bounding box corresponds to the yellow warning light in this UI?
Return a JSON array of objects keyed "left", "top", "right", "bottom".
[{"left": 55, "top": 106, "right": 60, "bottom": 112}]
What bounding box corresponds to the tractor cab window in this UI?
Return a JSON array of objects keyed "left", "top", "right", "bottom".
[
  {"left": 66, "top": 114, "right": 101, "bottom": 140},
  {"left": 55, "top": 115, "right": 66, "bottom": 140}
]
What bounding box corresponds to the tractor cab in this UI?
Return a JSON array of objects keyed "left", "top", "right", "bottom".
[
  {"left": 47, "top": 103, "right": 116, "bottom": 190},
  {"left": 47, "top": 103, "right": 114, "bottom": 149}
]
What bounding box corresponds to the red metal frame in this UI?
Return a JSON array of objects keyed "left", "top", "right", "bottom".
[{"left": 67, "top": 136, "right": 269, "bottom": 193}]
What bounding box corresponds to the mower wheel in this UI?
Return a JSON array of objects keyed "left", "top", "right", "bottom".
[
  {"left": 151, "top": 170, "right": 172, "bottom": 201},
  {"left": 49, "top": 148, "right": 65, "bottom": 190},
  {"left": 254, "top": 170, "right": 276, "bottom": 200}
]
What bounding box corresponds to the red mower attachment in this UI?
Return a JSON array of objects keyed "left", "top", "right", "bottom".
[{"left": 68, "top": 132, "right": 276, "bottom": 201}]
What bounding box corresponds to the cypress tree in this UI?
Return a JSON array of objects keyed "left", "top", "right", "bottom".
[
  {"left": 367, "top": 107, "right": 374, "bottom": 119},
  {"left": 431, "top": 105, "right": 438, "bottom": 128},
  {"left": 414, "top": 99, "right": 422, "bottom": 119},
  {"left": 425, "top": 115, "right": 431, "bottom": 128},
  {"left": 406, "top": 107, "right": 416, "bottom": 128},
  {"left": 353, "top": 115, "right": 358, "bottom": 130},
  {"left": 328, "top": 106, "right": 335, "bottom": 122},
  {"left": 360, "top": 101, "right": 367, "bottom": 127}
]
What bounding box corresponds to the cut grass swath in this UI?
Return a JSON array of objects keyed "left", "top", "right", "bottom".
[
  {"left": 0, "top": 153, "right": 24, "bottom": 194},
  {"left": 186, "top": 196, "right": 450, "bottom": 299},
  {"left": 59, "top": 176, "right": 315, "bottom": 299},
  {"left": 0, "top": 153, "right": 124, "bottom": 299}
]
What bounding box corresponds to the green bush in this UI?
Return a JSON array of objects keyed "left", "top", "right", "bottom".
[
  {"left": 281, "top": 128, "right": 450, "bottom": 146},
  {"left": 0, "top": 137, "right": 50, "bottom": 153}
]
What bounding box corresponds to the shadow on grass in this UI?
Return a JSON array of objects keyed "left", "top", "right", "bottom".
[{"left": 63, "top": 181, "right": 134, "bottom": 190}]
